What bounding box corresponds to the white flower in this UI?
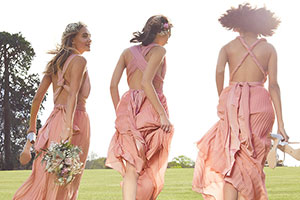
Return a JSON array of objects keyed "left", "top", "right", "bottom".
[
  {"left": 38, "top": 141, "right": 83, "bottom": 186},
  {"left": 63, "top": 22, "right": 81, "bottom": 37}
]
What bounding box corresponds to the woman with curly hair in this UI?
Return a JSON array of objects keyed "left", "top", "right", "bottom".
[
  {"left": 14, "top": 22, "right": 91, "bottom": 200},
  {"left": 105, "top": 15, "right": 174, "bottom": 200},
  {"left": 193, "top": 4, "right": 289, "bottom": 200}
]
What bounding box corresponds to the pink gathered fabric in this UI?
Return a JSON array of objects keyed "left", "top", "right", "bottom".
[
  {"left": 106, "top": 44, "right": 173, "bottom": 200},
  {"left": 193, "top": 37, "right": 274, "bottom": 200},
  {"left": 13, "top": 55, "right": 91, "bottom": 200}
]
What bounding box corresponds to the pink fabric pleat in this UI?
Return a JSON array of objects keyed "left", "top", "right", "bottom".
[
  {"left": 106, "top": 90, "right": 173, "bottom": 200},
  {"left": 192, "top": 83, "right": 274, "bottom": 200},
  {"left": 193, "top": 37, "right": 275, "bottom": 200}
]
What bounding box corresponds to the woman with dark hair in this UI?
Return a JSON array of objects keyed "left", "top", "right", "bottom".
[
  {"left": 14, "top": 22, "right": 91, "bottom": 200},
  {"left": 106, "top": 15, "right": 174, "bottom": 200},
  {"left": 192, "top": 4, "right": 289, "bottom": 200}
]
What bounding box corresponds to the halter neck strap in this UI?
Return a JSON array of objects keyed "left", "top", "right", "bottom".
[{"left": 53, "top": 54, "right": 78, "bottom": 103}]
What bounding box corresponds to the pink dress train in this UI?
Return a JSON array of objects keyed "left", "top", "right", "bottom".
[
  {"left": 192, "top": 37, "right": 275, "bottom": 200},
  {"left": 13, "top": 54, "right": 91, "bottom": 200},
  {"left": 106, "top": 44, "right": 174, "bottom": 200}
]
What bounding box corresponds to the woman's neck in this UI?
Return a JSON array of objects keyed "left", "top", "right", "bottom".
[{"left": 239, "top": 32, "right": 258, "bottom": 39}]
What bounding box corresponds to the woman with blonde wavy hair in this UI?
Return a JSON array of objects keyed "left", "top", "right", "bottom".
[{"left": 14, "top": 22, "right": 92, "bottom": 200}]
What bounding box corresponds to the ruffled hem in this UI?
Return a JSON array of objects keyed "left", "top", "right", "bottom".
[{"left": 193, "top": 84, "right": 274, "bottom": 200}]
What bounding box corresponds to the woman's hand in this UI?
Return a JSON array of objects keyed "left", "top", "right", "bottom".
[
  {"left": 278, "top": 126, "right": 289, "bottom": 142},
  {"left": 20, "top": 133, "right": 34, "bottom": 165},
  {"left": 60, "top": 127, "right": 73, "bottom": 142},
  {"left": 160, "top": 113, "right": 172, "bottom": 133}
]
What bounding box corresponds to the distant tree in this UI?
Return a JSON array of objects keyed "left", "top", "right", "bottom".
[
  {"left": 168, "top": 155, "right": 195, "bottom": 168},
  {"left": 85, "top": 157, "right": 109, "bottom": 169},
  {"left": 87, "top": 151, "right": 99, "bottom": 161},
  {"left": 167, "top": 161, "right": 181, "bottom": 168},
  {"left": 0, "top": 31, "right": 45, "bottom": 170}
]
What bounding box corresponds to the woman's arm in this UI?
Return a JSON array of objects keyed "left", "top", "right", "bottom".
[
  {"left": 110, "top": 51, "right": 126, "bottom": 110},
  {"left": 141, "top": 46, "right": 171, "bottom": 132},
  {"left": 28, "top": 75, "right": 52, "bottom": 134},
  {"left": 268, "top": 45, "right": 289, "bottom": 142},
  {"left": 216, "top": 46, "right": 228, "bottom": 96},
  {"left": 61, "top": 56, "right": 87, "bottom": 142}
]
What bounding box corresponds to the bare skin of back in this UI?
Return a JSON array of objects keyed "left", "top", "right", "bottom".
[
  {"left": 226, "top": 37, "right": 270, "bottom": 82},
  {"left": 123, "top": 48, "right": 164, "bottom": 91},
  {"left": 52, "top": 57, "right": 89, "bottom": 106}
]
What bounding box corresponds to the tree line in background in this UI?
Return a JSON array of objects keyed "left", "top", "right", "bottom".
[
  {"left": 85, "top": 153, "right": 195, "bottom": 169},
  {"left": 0, "top": 31, "right": 45, "bottom": 170}
]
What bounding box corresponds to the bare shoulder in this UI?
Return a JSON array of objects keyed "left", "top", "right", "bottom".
[
  {"left": 72, "top": 55, "right": 87, "bottom": 66},
  {"left": 122, "top": 47, "right": 132, "bottom": 58},
  {"left": 150, "top": 45, "right": 166, "bottom": 56},
  {"left": 152, "top": 45, "right": 166, "bottom": 54},
  {"left": 69, "top": 55, "right": 87, "bottom": 73},
  {"left": 222, "top": 39, "right": 236, "bottom": 54},
  {"left": 44, "top": 74, "right": 52, "bottom": 81},
  {"left": 263, "top": 41, "right": 277, "bottom": 53},
  {"left": 255, "top": 40, "right": 277, "bottom": 58},
  {"left": 121, "top": 47, "right": 134, "bottom": 65}
]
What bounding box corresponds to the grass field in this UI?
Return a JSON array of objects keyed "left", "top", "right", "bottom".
[{"left": 1, "top": 167, "right": 299, "bottom": 199}]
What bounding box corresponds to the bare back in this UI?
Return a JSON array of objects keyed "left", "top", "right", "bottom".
[
  {"left": 124, "top": 45, "right": 164, "bottom": 91},
  {"left": 52, "top": 55, "right": 90, "bottom": 106},
  {"left": 225, "top": 36, "right": 273, "bottom": 82}
]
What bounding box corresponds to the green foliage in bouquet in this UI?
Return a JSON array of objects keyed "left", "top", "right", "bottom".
[{"left": 36, "top": 141, "right": 83, "bottom": 185}]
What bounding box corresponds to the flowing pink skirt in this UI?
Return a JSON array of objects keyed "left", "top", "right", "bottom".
[
  {"left": 106, "top": 89, "right": 174, "bottom": 200},
  {"left": 13, "top": 104, "right": 90, "bottom": 200},
  {"left": 193, "top": 82, "right": 275, "bottom": 200}
]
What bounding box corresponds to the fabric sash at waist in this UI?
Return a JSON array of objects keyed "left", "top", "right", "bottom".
[
  {"left": 54, "top": 104, "right": 86, "bottom": 111},
  {"left": 34, "top": 104, "right": 85, "bottom": 151},
  {"left": 222, "top": 81, "right": 264, "bottom": 176}
]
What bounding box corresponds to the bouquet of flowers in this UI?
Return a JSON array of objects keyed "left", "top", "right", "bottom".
[{"left": 37, "top": 141, "right": 83, "bottom": 185}]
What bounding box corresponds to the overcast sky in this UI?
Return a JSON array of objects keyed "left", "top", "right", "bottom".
[{"left": 1, "top": 0, "right": 300, "bottom": 166}]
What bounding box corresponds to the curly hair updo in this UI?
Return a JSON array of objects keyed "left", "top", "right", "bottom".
[
  {"left": 219, "top": 3, "right": 280, "bottom": 36},
  {"left": 130, "top": 15, "right": 173, "bottom": 46}
]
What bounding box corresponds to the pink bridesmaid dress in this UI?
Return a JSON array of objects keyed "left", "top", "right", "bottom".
[
  {"left": 106, "top": 43, "right": 174, "bottom": 200},
  {"left": 13, "top": 54, "right": 91, "bottom": 200},
  {"left": 193, "top": 36, "right": 275, "bottom": 200}
]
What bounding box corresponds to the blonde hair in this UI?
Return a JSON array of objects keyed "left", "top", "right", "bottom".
[{"left": 44, "top": 22, "right": 86, "bottom": 75}]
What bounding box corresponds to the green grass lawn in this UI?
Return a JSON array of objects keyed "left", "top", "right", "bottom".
[{"left": 1, "top": 168, "right": 299, "bottom": 199}]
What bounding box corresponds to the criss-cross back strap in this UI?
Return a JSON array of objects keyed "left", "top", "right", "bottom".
[
  {"left": 53, "top": 54, "right": 78, "bottom": 103},
  {"left": 141, "top": 44, "right": 166, "bottom": 81},
  {"left": 128, "top": 43, "right": 165, "bottom": 82},
  {"left": 141, "top": 43, "right": 159, "bottom": 57},
  {"left": 230, "top": 36, "right": 267, "bottom": 81},
  {"left": 129, "top": 46, "right": 148, "bottom": 72}
]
